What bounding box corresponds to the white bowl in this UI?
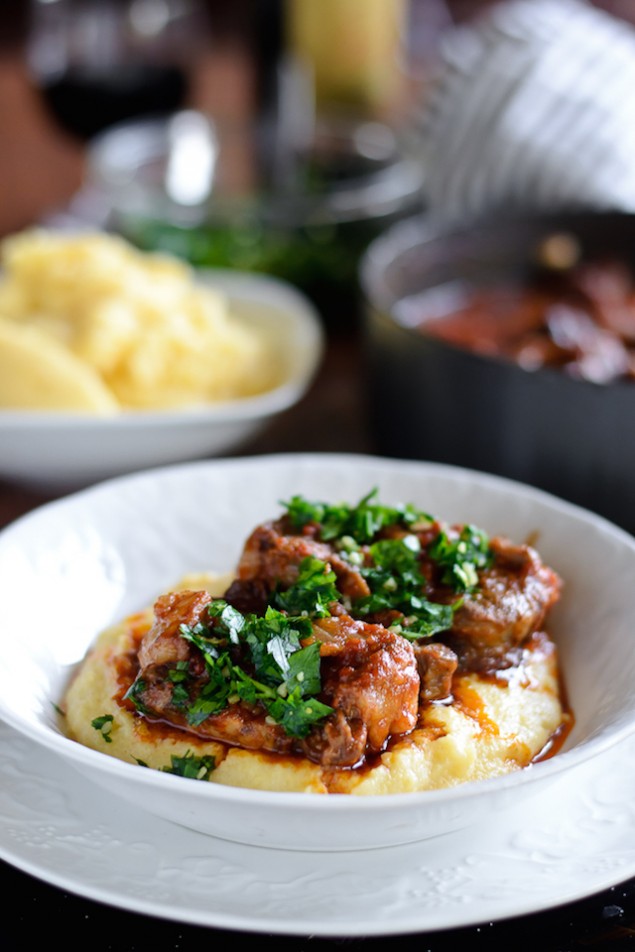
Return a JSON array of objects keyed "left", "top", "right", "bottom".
[
  {"left": 1, "top": 452, "right": 635, "bottom": 852},
  {"left": 0, "top": 271, "right": 323, "bottom": 491}
]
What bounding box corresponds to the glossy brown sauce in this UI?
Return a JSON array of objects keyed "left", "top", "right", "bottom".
[
  {"left": 412, "top": 257, "right": 635, "bottom": 384},
  {"left": 532, "top": 712, "right": 575, "bottom": 763},
  {"left": 533, "top": 660, "right": 575, "bottom": 764},
  {"left": 451, "top": 681, "right": 500, "bottom": 735},
  {"left": 112, "top": 613, "right": 147, "bottom": 710},
  {"left": 475, "top": 630, "right": 575, "bottom": 764}
]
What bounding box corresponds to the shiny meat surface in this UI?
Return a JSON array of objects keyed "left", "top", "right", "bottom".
[
  {"left": 303, "top": 616, "right": 419, "bottom": 766},
  {"left": 235, "top": 519, "right": 370, "bottom": 600},
  {"left": 413, "top": 642, "right": 458, "bottom": 703},
  {"left": 137, "top": 589, "right": 211, "bottom": 674},
  {"left": 445, "top": 537, "right": 561, "bottom": 671}
]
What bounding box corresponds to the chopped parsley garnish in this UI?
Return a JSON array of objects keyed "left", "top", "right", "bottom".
[
  {"left": 146, "top": 600, "right": 334, "bottom": 738},
  {"left": 282, "top": 488, "right": 432, "bottom": 543},
  {"left": 281, "top": 490, "right": 493, "bottom": 632},
  {"left": 272, "top": 555, "right": 339, "bottom": 617},
  {"left": 428, "top": 524, "right": 493, "bottom": 592},
  {"left": 161, "top": 751, "right": 216, "bottom": 781},
  {"left": 354, "top": 535, "right": 457, "bottom": 638},
  {"left": 124, "top": 678, "right": 152, "bottom": 715},
  {"left": 91, "top": 713, "right": 114, "bottom": 743}
]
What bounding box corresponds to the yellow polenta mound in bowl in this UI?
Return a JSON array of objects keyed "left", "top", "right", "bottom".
[
  {"left": 0, "top": 229, "right": 279, "bottom": 412},
  {"left": 63, "top": 490, "right": 570, "bottom": 795}
]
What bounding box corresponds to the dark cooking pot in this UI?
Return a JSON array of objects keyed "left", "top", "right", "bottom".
[{"left": 360, "top": 211, "right": 635, "bottom": 534}]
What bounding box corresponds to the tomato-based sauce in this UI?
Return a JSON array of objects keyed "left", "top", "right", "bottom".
[{"left": 411, "top": 256, "right": 635, "bottom": 384}]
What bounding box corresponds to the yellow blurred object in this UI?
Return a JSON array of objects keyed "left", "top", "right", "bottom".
[
  {"left": 0, "top": 320, "right": 118, "bottom": 414},
  {"left": 0, "top": 229, "right": 279, "bottom": 412},
  {"left": 286, "top": 0, "right": 407, "bottom": 116}
]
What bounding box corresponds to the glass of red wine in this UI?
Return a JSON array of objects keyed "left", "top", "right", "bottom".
[{"left": 25, "top": 0, "right": 208, "bottom": 140}]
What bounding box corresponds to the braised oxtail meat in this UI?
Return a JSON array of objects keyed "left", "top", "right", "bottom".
[
  {"left": 154, "top": 691, "right": 297, "bottom": 755},
  {"left": 235, "top": 519, "right": 370, "bottom": 601},
  {"left": 413, "top": 642, "right": 458, "bottom": 703},
  {"left": 445, "top": 537, "right": 561, "bottom": 672},
  {"left": 134, "top": 588, "right": 297, "bottom": 754},
  {"left": 305, "top": 616, "right": 419, "bottom": 766},
  {"left": 125, "top": 491, "right": 563, "bottom": 770},
  {"left": 137, "top": 589, "right": 211, "bottom": 675},
  {"left": 317, "top": 518, "right": 561, "bottom": 673}
]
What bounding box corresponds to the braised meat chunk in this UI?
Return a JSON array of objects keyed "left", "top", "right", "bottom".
[
  {"left": 132, "top": 587, "right": 297, "bottom": 754},
  {"left": 445, "top": 537, "right": 562, "bottom": 671},
  {"left": 303, "top": 616, "right": 419, "bottom": 766},
  {"left": 137, "top": 588, "right": 211, "bottom": 674},
  {"left": 413, "top": 642, "right": 458, "bottom": 703},
  {"left": 233, "top": 518, "right": 370, "bottom": 603}
]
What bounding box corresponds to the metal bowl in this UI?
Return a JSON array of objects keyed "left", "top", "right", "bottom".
[{"left": 360, "top": 211, "right": 635, "bottom": 533}]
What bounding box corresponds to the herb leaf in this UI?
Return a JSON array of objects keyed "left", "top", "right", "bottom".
[
  {"left": 282, "top": 488, "right": 432, "bottom": 544},
  {"left": 354, "top": 535, "right": 457, "bottom": 638},
  {"left": 161, "top": 750, "right": 216, "bottom": 780},
  {"left": 272, "top": 555, "right": 339, "bottom": 618},
  {"left": 428, "top": 524, "right": 492, "bottom": 592},
  {"left": 178, "top": 601, "right": 333, "bottom": 737},
  {"left": 91, "top": 713, "right": 114, "bottom": 743}
]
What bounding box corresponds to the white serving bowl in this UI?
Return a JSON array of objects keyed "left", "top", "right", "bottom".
[
  {"left": 1, "top": 453, "right": 634, "bottom": 852},
  {"left": 0, "top": 271, "right": 323, "bottom": 491}
]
